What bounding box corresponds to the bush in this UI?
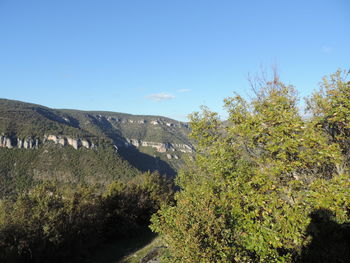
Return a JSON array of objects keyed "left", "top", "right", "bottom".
[{"left": 0, "top": 171, "right": 174, "bottom": 262}]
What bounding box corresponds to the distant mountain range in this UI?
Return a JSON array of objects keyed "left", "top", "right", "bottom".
[{"left": 0, "top": 98, "right": 194, "bottom": 196}]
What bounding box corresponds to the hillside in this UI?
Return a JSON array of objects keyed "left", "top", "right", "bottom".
[{"left": 0, "top": 98, "right": 193, "bottom": 193}]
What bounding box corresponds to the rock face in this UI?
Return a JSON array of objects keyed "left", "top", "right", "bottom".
[
  {"left": 46, "top": 135, "right": 92, "bottom": 150},
  {"left": 0, "top": 135, "right": 38, "bottom": 149},
  {"left": 126, "top": 138, "right": 193, "bottom": 153},
  {"left": 58, "top": 138, "right": 67, "bottom": 146},
  {"left": 47, "top": 135, "right": 58, "bottom": 143},
  {"left": 23, "top": 138, "right": 33, "bottom": 149},
  {"left": 141, "top": 141, "right": 168, "bottom": 153},
  {"left": 0, "top": 136, "right": 13, "bottom": 148},
  {"left": 81, "top": 139, "right": 91, "bottom": 148},
  {"left": 172, "top": 143, "right": 193, "bottom": 153},
  {"left": 67, "top": 138, "right": 80, "bottom": 149},
  {"left": 127, "top": 138, "right": 140, "bottom": 148},
  {"left": 0, "top": 134, "right": 94, "bottom": 151},
  {"left": 101, "top": 115, "right": 190, "bottom": 130}
]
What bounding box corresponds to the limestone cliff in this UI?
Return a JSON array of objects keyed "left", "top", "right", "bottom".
[
  {"left": 0, "top": 134, "right": 93, "bottom": 150},
  {"left": 125, "top": 138, "right": 193, "bottom": 153}
]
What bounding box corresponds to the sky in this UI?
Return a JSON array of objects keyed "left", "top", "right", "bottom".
[{"left": 0, "top": 0, "right": 349, "bottom": 121}]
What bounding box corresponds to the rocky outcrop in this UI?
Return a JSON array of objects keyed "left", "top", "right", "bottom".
[
  {"left": 0, "top": 136, "right": 13, "bottom": 148},
  {"left": 151, "top": 120, "right": 159, "bottom": 125},
  {"left": 141, "top": 141, "right": 169, "bottom": 153},
  {"left": 172, "top": 143, "right": 193, "bottom": 153},
  {"left": 67, "top": 138, "right": 78, "bottom": 149},
  {"left": 47, "top": 135, "right": 58, "bottom": 143},
  {"left": 21, "top": 138, "right": 39, "bottom": 149},
  {"left": 102, "top": 114, "right": 190, "bottom": 130},
  {"left": 0, "top": 134, "right": 94, "bottom": 150},
  {"left": 127, "top": 138, "right": 140, "bottom": 148},
  {"left": 58, "top": 137, "right": 67, "bottom": 146},
  {"left": 0, "top": 135, "right": 39, "bottom": 149},
  {"left": 45, "top": 135, "right": 92, "bottom": 149},
  {"left": 126, "top": 138, "right": 193, "bottom": 153},
  {"left": 81, "top": 139, "right": 91, "bottom": 148}
]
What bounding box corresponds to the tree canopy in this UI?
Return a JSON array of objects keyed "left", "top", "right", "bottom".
[{"left": 151, "top": 70, "right": 350, "bottom": 262}]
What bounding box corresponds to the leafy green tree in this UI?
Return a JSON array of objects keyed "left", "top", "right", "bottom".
[
  {"left": 151, "top": 71, "right": 350, "bottom": 262},
  {"left": 307, "top": 69, "right": 350, "bottom": 169}
]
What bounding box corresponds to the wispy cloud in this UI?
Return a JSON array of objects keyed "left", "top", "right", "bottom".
[
  {"left": 322, "top": 46, "right": 333, "bottom": 53},
  {"left": 62, "top": 73, "right": 73, "bottom": 79},
  {"left": 146, "top": 92, "right": 175, "bottom": 102},
  {"left": 177, "top": 89, "right": 191, "bottom": 93}
]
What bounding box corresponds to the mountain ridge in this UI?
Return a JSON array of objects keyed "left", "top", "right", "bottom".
[{"left": 0, "top": 98, "right": 193, "bottom": 183}]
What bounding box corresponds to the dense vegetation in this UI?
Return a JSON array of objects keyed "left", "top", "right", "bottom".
[
  {"left": 0, "top": 171, "right": 173, "bottom": 263},
  {"left": 0, "top": 144, "right": 140, "bottom": 198},
  {"left": 151, "top": 70, "right": 350, "bottom": 262}
]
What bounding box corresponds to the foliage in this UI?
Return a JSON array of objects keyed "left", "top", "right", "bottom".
[
  {"left": 0, "top": 145, "right": 140, "bottom": 198},
  {"left": 151, "top": 71, "right": 350, "bottom": 262},
  {"left": 0, "top": 171, "right": 174, "bottom": 263},
  {"left": 307, "top": 69, "right": 350, "bottom": 168}
]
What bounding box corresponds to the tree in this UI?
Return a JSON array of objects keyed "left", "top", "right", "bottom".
[
  {"left": 151, "top": 71, "right": 350, "bottom": 262},
  {"left": 307, "top": 69, "right": 350, "bottom": 170}
]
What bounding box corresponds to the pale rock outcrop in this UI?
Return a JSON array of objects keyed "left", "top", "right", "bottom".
[
  {"left": 17, "top": 138, "right": 23, "bottom": 148},
  {"left": 46, "top": 135, "right": 91, "bottom": 149},
  {"left": 15, "top": 138, "right": 38, "bottom": 149},
  {"left": 126, "top": 138, "right": 192, "bottom": 153},
  {"left": 173, "top": 143, "right": 193, "bottom": 153},
  {"left": 1, "top": 134, "right": 93, "bottom": 150},
  {"left": 58, "top": 138, "right": 67, "bottom": 146},
  {"left": 0, "top": 136, "right": 13, "bottom": 148},
  {"left": 151, "top": 120, "right": 159, "bottom": 125},
  {"left": 81, "top": 139, "right": 90, "bottom": 148},
  {"left": 6, "top": 138, "right": 13, "bottom": 148},
  {"left": 125, "top": 138, "right": 193, "bottom": 153},
  {"left": 23, "top": 138, "right": 33, "bottom": 149},
  {"left": 166, "top": 154, "right": 172, "bottom": 159},
  {"left": 47, "top": 135, "right": 59, "bottom": 144},
  {"left": 67, "top": 138, "right": 80, "bottom": 150},
  {"left": 130, "top": 139, "right": 140, "bottom": 147},
  {"left": 141, "top": 141, "right": 167, "bottom": 153},
  {"left": 174, "top": 154, "right": 179, "bottom": 159}
]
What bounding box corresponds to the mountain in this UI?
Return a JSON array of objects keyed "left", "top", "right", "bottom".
[{"left": 0, "top": 98, "right": 193, "bottom": 196}]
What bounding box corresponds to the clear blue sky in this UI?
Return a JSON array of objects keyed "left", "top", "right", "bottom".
[{"left": 1, "top": 0, "right": 349, "bottom": 121}]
